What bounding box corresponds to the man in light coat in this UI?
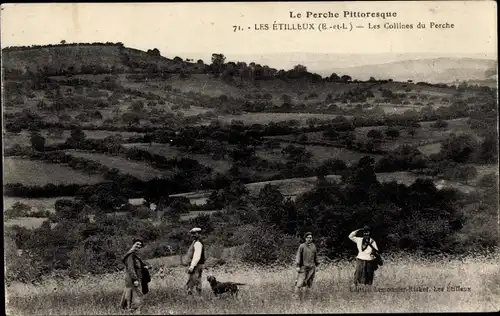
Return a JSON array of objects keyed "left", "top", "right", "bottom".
[{"left": 186, "top": 227, "right": 205, "bottom": 296}]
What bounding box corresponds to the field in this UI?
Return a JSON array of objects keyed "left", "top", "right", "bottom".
[
  {"left": 256, "top": 143, "right": 382, "bottom": 166},
  {"left": 216, "top": 113, "right": 350, "bottom": 125},
  {"left": 3, "top": 130, "right": 144, "bottom": 149},
  {"left": 3, "top": 158, "right": 106, "bottom": 185},
  {"left": 4, "top": 217, "right": 50, "bottom": 229},
  {"left": 172, "top": 170, "right": 481, "bottom": 204},
  {"left": 3, "top": 42, "right": 498, "bottom": 315},
  {"left": 123, "top": 143, "right": 232, "bottom": 173},
  {"left": 67, "top": 151, "right": 171, "bottom": 181},
  {"left": 3, "top": 196, "right": 74, "bottom": 213},
  {"left": 417, "top": 143, "right": 442, "bottom": 156},
  {"left": 264, "top": 117, "right": 475, "bottom": 155},
  {"left": 6, "top": 255, "right": 499, "bottom": 314},
  {"left": 354, "top": 118, "right": 477, "bottom": 152}
]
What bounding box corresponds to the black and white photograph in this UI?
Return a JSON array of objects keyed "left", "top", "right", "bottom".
[{"left": 2, "top": 1, "right": 499, "bottom": 314}]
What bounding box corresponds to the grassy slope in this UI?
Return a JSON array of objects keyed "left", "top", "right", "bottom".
[
  {"left": 66, "top": 151, "right": 172, "bottom": 181},
  {"left": 3, "top": 157, "right": 106, "bottom": 185},
  {"left": 6, "top": 256, "right": 499, "bottom": 314},
  {"left": 122, "top": 143, "right": 232, "bottom": 174}
]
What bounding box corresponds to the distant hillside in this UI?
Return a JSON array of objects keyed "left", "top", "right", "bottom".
[
  {"left": 329, "top": 58, "right": 497, "bottom": 84},
  {"left": 3, "top": 43, "right": 496, "bottom": 88},
  {"left": 1, "top": 43, "right": 205, "bottom": 76}
]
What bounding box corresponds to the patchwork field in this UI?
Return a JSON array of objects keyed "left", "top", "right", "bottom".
[
  {"left": 256, "top": 142, "right": 382, "bottom": 166},
  {"left": 3, "top": 158, "right": 106, "bottom": 185},
  {"left": 460, "top": 163, "right": 499, "bottom": 186},
  {"left": 3, "top": 130, "right": 145, "bottom": 149},
  {"left": 216, "top": 112, "right": 350, "bottom": 125},
  {"left": 354, "top": 118, "right": 476, "bottom": 151},
  {"left": 66, "top": 151, "right": 171, "bottom": 181},
  {"left": 122, "top": 143, "right": 232, "bottom": 173},
  {"left": 4, "top": 217, "right": 51, "bottom": 229},
  {"left": 171, "top": 169, "right": 480, "bottom": 205},
  {"left": 3, "top": 196, "right": 74, "bottom": 213},
  {"left": 417, "top": 142, "right": 442, "bottom": 156}
]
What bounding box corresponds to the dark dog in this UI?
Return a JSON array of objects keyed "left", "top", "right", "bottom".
[{"left": 206, "top": 275, "right": 245, "bottom": 297}]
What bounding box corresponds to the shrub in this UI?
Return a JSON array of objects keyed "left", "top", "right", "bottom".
[
  {"left": 477, "top": 173, "right": 498, "bottom": 188},
  {"left": 241, "top": 224, "right": 297, "bottom": 265}
]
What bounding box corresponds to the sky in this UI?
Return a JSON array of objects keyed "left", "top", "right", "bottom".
[{"left": 1, "top": 1, "right": 497, "bottom": 68}]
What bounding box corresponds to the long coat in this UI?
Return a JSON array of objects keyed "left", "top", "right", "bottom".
[{"left": 122, "top": 250, "right": 150, "bottom": 294}]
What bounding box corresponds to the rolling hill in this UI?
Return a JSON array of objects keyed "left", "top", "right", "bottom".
[
  {"left": 1, "top": 43, "right": 205, "bottom": 75},
  {"left": 221, "top": 52, "right": 497, "bottom": 84},
  {"left": 329, "top": 58, "right": 497, "bottom": 83}
]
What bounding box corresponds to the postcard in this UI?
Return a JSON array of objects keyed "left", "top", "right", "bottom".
[{"left": 2, "top": 1, "right": 498, "bottom": 314}]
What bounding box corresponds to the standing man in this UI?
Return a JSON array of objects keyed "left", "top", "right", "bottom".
[
  {"left": 186, "top": 227, "right": 205, "bottom": 296},
  {"left": 348, "top": 226, "right": 380, "bottom": 286},
  {"left": 294, "top": 232, "right": 319, "bottom": 298},
  {"left": 120, "top": 238, "right": 151, "bottom": 312}
]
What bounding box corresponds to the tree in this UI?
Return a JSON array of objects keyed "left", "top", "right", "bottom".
[
  {"left": 431, "top": 120, "right": 448, "bottom": 129},
  {"left": 440, "top": 134, "right": 479, "bottom": 163},
  {"left": 130, "top": 100, "right": 145, "bottom": 113},
  {"left": 281, "top": 94, "right": 292, "bottom": 104},
  {"left": 211, "top": 53, "right": 226, "bottom": 75},
  {"left": 407, "top": 128, "right": 417, "bottom": 138},
  {"left": 478, "top": 133, "right": 498, "bottom": 163},
  {"left": 293, "top": 64, "right": 308, "bottom": 73},
  {"left": 256, "top": 184, "right": 284, "bottom": 208},
  {"left": 340, "top": 75, "right": 352, "bottom": 83},
  {"left": 385, "top": 128, "right": 400, "bottom": 139},
  {"left": 367, "top": 129, "right": 383, "bottom": 140},
  {"left": 30, "top": 131, "right": 45, "bottom": 151},
  {"left": 329, "top": 73, "right": 340, "bottom": 82},
  {"left": 66, "top": 128, "right": 86, "bottom": 147},
  {"left": 443, "top": 165, "right": 478, "bottom": 184},
  {"left": 147, "top": 48, "right": 160, "bottom": 56},
  {"left": 5, "top": 202, "right": 31, "bottom": 219},
  {"left": 281, "top": 145, "right": 312, "bottom": 163}
]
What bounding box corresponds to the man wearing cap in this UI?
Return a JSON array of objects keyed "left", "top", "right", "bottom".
[
  {"left": 185, "top": 227, "right": 205, "bottom": 296},
  {"left": 294, "top": 232, "right": 319, "bottom": 298}
]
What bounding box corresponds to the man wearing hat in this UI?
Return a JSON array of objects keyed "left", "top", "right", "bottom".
[
  {"left": 185, "top": 227, "right": 205, "bottom": 296},
  {"left": 294, "top": 232, "right": 319, "bottom": 298}
]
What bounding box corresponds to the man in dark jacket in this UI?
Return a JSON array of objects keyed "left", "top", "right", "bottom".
[
  {"left": 185, "top": 227, "right": 205, "bottom": 296},
  {"left": 294, "top": 232, "right": 319, "bottom": 298},
  {"left": 120, "top": 238, "right": 150, "bottom": 311}
]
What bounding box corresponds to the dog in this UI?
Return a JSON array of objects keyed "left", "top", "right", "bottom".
[{"left": 206, "top": 275, "right": 246, "bottom": 297}]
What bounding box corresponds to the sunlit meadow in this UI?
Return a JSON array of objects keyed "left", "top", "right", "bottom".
[{"left": 6, "top": 253, "right": 500, "bottom": 315}]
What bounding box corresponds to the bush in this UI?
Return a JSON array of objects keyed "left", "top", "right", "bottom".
[
  {"left": 431, "top": 120, "right": 448, "bottom": 128},
  {"left": 477, "top": 173, "right": 498, "bottom": 188},
  {"left": 241, "top": 224, "right": 298, "bottom": 265},
  {"left": 5, "top": 202, "right": 31, "bottom": 219}
]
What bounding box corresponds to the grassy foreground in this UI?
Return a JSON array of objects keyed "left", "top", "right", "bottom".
[{"left": 5, "top": 255, "right": 500, "bottom": 314}]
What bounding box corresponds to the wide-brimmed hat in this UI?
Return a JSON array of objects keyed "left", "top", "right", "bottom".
[
  {"left": 189, "top": 227, "right": 202, "bottom": 234},
  {"left": 133, "top": 238, "right": 144, "bottom": 245}
]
